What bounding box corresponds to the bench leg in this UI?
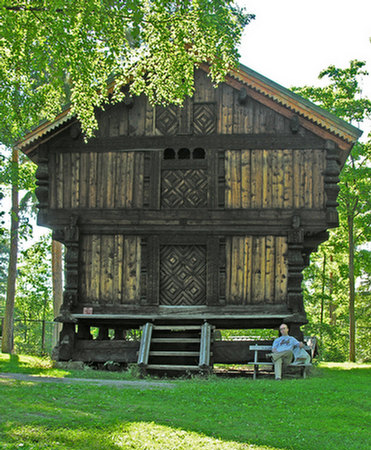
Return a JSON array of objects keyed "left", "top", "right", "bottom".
[{"left": 253, "top": 364, "right": 258, "bottom": 380}]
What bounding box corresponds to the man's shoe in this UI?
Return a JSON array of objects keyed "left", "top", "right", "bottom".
[{"left": 275, "top": 378, "right": 281, "bottom": 381}]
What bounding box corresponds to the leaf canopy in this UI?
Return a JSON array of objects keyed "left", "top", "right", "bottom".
[{"left": 0, "top": 0, "right": 254, "bottom": 145}]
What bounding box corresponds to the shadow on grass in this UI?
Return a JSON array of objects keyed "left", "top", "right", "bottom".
[
  {"left": 0, "top": 359, "right": 370, "bottom": 450},
  {"left": 0, "top": 353, "right": 59, "bottom": 376},
  {"left": 3, "top": 420, "right": 279, "bottom": 450}
]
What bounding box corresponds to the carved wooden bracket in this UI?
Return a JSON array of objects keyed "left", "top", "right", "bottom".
[
  {"left": 238, "top": 87, "right": 248, "bottom": 105},
  {"left": 287, "top": 224, "right": 305, "bottom": 313},
  {"left": 324, "top": 140, "right": 341, "bottom": 227},
  {"left": 60, "top": 216, "right": 80, "bottom": 315},
  {"left": 290, "top": 115, "right": 300, "bottom": 134},
  {"left": 35, "top": 143, "right": 49, "bottom": 225}
]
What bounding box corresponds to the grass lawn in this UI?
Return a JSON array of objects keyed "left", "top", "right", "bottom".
[{"left": 0, "top": 354, "right": 370, "bottom": 450}]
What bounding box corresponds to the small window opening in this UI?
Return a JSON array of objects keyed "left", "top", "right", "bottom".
[
  {"left": 193, "top": 148, "right": 205, "bottom": 159},
  {"left": 178, "top": 148, "right": 190, "bottom": 159},
  {"left": 108, "top": 329, "right": 115, "bottom": 340},
  {"left": 164, "top": 148, "right": 175, "bottom": 159},
  {"left": 90, "top": 327, "right": 99, "bottom": 339}
]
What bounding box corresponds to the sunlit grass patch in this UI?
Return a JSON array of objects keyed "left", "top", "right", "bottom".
[
  {"left": 5, "top": 425, "right": 118, "bottom": 450},
  {"left": 0, "top": 356, "right": 370, "bottom": 450},
  {"left": 0, "top": 353, "right": 69, "bottom": 378},
  {"left": 319, "top": 362, "right": 371, "bottom": 370},
  {"left": 4, "top": 423, "right": 281, "bottom": 450},
  {"left": 0, "top": 353, "right": 54, "bottom": 369},
  {"left": 113, "top": 421, "right": 279, "bottom": 450},
  {"left": 0, "top": 353, "right": 143, "bottom": 381}
]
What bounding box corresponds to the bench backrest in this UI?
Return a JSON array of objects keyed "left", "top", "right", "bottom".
[
  {"left": 249, "top": 344, "right": 311, "bottom": 351},
  {"left": 249, "top": 345, "right": 272, "bottom": 351},
  {"left": 249, "top": 344, "right": 312, "bottom": 364}
]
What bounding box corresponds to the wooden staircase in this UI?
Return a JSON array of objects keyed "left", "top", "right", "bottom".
[{"left": 137, "top": 322, "right": 214, "bottom": 375}]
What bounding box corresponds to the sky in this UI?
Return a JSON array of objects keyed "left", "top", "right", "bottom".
[{"left": 236, "top": 0, "right": 371, "bottom": 137}]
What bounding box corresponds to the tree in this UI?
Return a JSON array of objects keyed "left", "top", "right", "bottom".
[
  {"left": 0, "top": 146, "right": 36, "bottom": 353},
  {"left": 51, "top": 240, "right": 63, "bottom": 346},
  {"left": 0, "top": 0, "right": 254, "bottom": 354},
  {"left": 1, "top": 148, "right": 19, "bottom": 353},
  {"left": 294, "top": 60, "right": 371, "bottom": 361},
  {"left": 14, "top": 234, "right": 53, "bottom": 355},
  {"left": 0, "top": 0, "right": 254, "bottom": 145}
]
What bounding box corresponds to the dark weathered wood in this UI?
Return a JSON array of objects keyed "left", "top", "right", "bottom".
[
  {"left": 23, "top": 65, "right": 354, "bottom": 365},
  {"left": 72, "top": 340, "right": 139, "bottom": 363},
  {"left": 53, "top": 134, "right": 325, "bottom": 153}
]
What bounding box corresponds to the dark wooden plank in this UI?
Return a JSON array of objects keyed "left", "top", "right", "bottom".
[
  {"left": 54, "top": 134, "right": 325, "bottom": 153},
  {"left": 206, "top": 236, "right": 220, "bottom": 305},
  {"left": 282, "top": 149, "right": 293, "bottom": 209},
  {"left": 62, "top": 152, "right": 71, "bottom": 208},
  {"left": 88, "top": 152, "right": 98, "bottom": 208},
  {"left": 133, "top": 152, "right": 144, "bottom": 207},
  {"left": 150, "top": 151, "right": 161, "bottom": 209},
  {"left": 147, "top": 236, "right": 160, "bottom": 305}
]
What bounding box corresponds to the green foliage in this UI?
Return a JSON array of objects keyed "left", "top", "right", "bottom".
[
  {"left": 0, "top": 0, "right": 254, "bottom": 145},
  {"left": 294, "top": 60, "right": 371, "bottom": 361},
  {"left": 0, "top": 145, "right": 38, "bottom": 326},
  {"left": 13, "top": 234, "right": 54, "bottom": 355},
  {"left": 0, "top": 355, "right": 370, "bottom": 450},
  {"left": 220, "top": 329, "right": 277, "bottom": 340},
  {"left": 0, "top": 146, "right": 37, "bottom": 242},
  {"left": 292, "top": 60, "right": 371, "bottom": 122}
]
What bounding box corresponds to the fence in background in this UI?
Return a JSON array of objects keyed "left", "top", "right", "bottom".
[{"left": 1, "top": 317, "right": 60, "bottom": 356}]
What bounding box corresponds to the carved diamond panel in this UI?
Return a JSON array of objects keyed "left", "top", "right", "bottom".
[
  {"left": 160, "top": 245, "right": 206, "bottom": 305},
  {"left": 193, "top": 103, "right": 216, "bottom": 135},
  {"left": 156, "top": 105, "right": 179, "bottom": 135},
  {"left": 161, "top": 169, "right": 208, "bottom": 208}
]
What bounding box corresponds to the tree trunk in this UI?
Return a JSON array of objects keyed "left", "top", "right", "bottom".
[
  {"left": 319, "top": 252, "right": 326, "bottom": 342},
  {"left": 51, "top": 239, "right": 63, "bottom": 346},
  {"left": 348, "top": 213, "right": 356, "bottom": 362},
  {"left": 329, "top": 255, "right": 336, "bottom": 326},
  {"left": 1, "top": 148, "right": 19, "bottom": 354}
]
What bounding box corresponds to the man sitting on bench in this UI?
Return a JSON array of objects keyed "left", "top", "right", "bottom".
[{"left": 269, "top": 323, "right": 305, "bottom": 380}]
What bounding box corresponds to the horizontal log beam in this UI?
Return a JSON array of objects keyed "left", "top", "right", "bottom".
[
  {"left": 53, "top": 134, "right": 325, "bottom": 153},
  {"left": 42, "top": 208, "right": 328, "bottom": 234}
]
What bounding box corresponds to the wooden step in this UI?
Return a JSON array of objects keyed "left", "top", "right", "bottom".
[
  {"left": 153, "top": 325, "right": 201, "bottom": 331},
  {"left": 146, "top": 364, "right": 201, "bottom": 371},
  {"left": 149, "top": 351, "right": 199, "bottom": 357},
  {"left": 151, "top": 338, "right": 200, "bottom": 343}
]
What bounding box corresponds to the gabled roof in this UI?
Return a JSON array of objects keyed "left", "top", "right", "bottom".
[
  {"left": 16, "top": 63, "right": 362, "bottom": 155},
  {"left": 228, "top": 63, "right": 362, "bottom": 146}
]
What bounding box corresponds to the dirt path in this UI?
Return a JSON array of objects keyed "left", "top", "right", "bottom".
[{"left": 0, "top": 372, "right": 175, "bottom": 389}]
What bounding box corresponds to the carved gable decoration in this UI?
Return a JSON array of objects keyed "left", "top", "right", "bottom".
[
  {"left": 193, "top": 103, "right": 217, "bottom": 135},
  {"left": 155, "top": 105, "right": 179, "bottom": 135}
]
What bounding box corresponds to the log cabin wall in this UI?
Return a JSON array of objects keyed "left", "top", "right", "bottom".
[
  {"left": 49, "top": 151, "right": 144, "bottom": 209},
  {"left": 225, "top": 236, "right": 288, "bottom": 306},
  {"left": 26, "top": 66, "right": 360, "bottom": 333},
  {"left": 79, "top": 234, "right": 141, "bottom": 305},
  {"left": 225, "top": 149, "right": 325, "bottom": 209}
]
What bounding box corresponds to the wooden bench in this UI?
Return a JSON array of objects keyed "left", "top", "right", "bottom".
[{"left": 247, "top": 344, "right": 313, "bottom": 380}]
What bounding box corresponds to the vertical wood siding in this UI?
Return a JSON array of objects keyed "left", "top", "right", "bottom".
[
  {"left": 225, "top": 236, "right": 288, "bottom": 304},
  {"left": 50, "top": 151, "right": 144, "bottom": 209},
  {"left": 225, "top": 149, "right": 325, "bottom": 209},
  {"left": 91, "top": 70, "right": 294, "bottom": 139},
  {"left": 80, "top": 235, "right": 141, "bottom": 304}
]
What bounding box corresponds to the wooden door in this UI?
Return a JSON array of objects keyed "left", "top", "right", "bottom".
[{"left": 159, "top": 245, "right": 207, "bottom": 306}]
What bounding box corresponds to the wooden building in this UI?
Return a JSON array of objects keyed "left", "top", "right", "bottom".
[{"left": 17, "top": 64, "right": 361, "bottom": 371}]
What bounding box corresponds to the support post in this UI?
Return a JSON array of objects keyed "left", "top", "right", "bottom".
[
  {"left": 137, "top": 323, "right": 153, "bottom": 368},
  {"left": 199, "top": 322, "right": 212, "bottom": 369}
]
